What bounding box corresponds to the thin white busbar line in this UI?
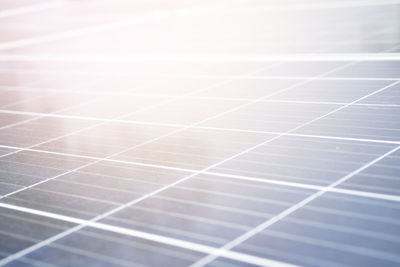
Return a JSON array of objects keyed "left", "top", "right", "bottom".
[
  {"left": 0, "top": 109, "right": 399, "bottom": 145},
  {"left": 190, "top": 145, "right": 400, "bottom": 267},
  {"left": 0, "top": 1, "right": 66, "bottom": 19},
  {"left": 1, "top": 53, "right": 400, "bottom": 62},
  {"left": 0, "top": 203, "right": 298, "bottom": 267}
]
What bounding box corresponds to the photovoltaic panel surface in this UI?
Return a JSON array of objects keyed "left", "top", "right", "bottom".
[{"left": 0, "top": 1, "right": 400, "bottom": 267}]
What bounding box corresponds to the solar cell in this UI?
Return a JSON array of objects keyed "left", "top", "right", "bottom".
[{"left": 0, "top": 0, "right": 400, "bottom": 266}]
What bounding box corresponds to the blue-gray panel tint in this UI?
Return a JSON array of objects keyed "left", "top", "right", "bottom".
[
  {"left": 327, "top": 62, "right": 400, "bottom": 79},
  {"left": 360, "top": 82, "right": 400, "bottom": 105},
  {"left": 210, "top": 136, "right": 396, "bottom": 186},
  {"left": 338, "top": 149, "right": 400, "bottom": 196},
  {"left": 0, "top": 208, "right": 76, "bottom": 260},
  {"left": 296, "top": 105, "right": 400, "bottom": 141},
  {"left": 1, "top": 1, "right": 400, "bottom": 266},
  {"left": 230, "top": 193, "right": 400, "bottom": 267}
]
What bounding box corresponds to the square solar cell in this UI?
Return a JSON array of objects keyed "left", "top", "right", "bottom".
[
  {"left": 327, "top": 62, "right": 400, "bottom": 79},
  {"left": 269, "top": 80, "right": 392, "bottom": 103},
  {"left": 201, "top": 101, "right": 340, "bottom": 132},
  {"left": 296, "top": 105, "right": 400, "bottom": 142}
]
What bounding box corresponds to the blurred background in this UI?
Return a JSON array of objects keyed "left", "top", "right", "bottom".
[
  {"left": 1, "top": 0, "right": 400, "bottom": 55},
  {"left": 0, "top": 0, "right": 399, "bottom": 94}
]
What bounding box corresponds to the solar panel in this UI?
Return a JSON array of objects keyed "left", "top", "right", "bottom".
[{"left": 0, "top": 0, "right": 400, "bottom": 266}]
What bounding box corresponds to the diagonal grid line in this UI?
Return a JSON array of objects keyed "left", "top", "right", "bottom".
[
  {"left": 0, "top": 62, "right": 398, "bottom": 265},
  {"left": 0, "top": 61, "right": 358, "bottom": 265},
  {"left": 190, "top": 145, "right": 400, "bottom": 266}
]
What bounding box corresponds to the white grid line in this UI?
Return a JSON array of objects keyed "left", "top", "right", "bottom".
[
  {"left": 1, "top": 109, "right": 399, "bottom": 145},
  {"left": 1, "top": 89, "right": 399, "bottom": 108},
  {"left": 1, "top": 143, "right": 399, "bottom": 203},
  {"left": 0, "top": 202, "right": 298, "bottom": 267},
  {"left": 190, "top": 145, "right": 400, "bottom": 266},
  {"left": 0, "top": 60, "right": 284, "bottom": 159},
  {"left": 0, "top": 64, "right": 399, "bottom": 266},
  {"left": 0, "top": 61, "right": 366, "bottom": 264},
  {"left": 0, "top": 1, "right": 399, "bottom": 266}
]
